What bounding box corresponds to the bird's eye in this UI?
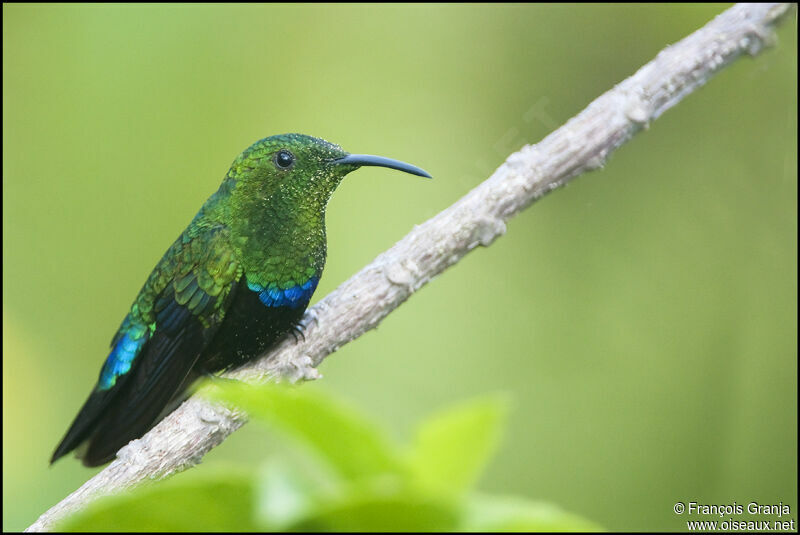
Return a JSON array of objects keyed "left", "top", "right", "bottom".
[{"left": 274, "top": 149, "right": 295, "bottom": 170}]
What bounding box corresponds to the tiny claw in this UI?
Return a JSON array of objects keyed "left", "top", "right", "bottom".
[{"left": 290, "top": 323, "right": 307, "bottom": 343}]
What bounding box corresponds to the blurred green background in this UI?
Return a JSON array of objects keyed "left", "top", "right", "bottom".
[{"left": 3, "top": 4, "right": 796, "bottom": 532}]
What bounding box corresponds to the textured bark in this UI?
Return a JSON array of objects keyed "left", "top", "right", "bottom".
[{"left": 27, "top": 3, "right": 795, "bottom": 531}]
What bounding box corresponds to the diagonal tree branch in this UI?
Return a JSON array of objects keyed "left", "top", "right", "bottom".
[{"left": 28, "top": 3, "right": 795, "bottom": 531}]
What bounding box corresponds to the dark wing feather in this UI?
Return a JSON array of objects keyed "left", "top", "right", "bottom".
[
  {"left": 52, "top": 226, "right": 241, "bottom": 466},
  {"left": 50, "top": 386, "right": 121, "bottom": 464},
  {"left": 81, "top": 309, "right": 208, "bottom": 465}
]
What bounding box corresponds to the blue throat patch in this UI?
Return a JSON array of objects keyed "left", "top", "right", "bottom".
[{"left": 247, "top": 276, "right": 319, "bottom": 309}]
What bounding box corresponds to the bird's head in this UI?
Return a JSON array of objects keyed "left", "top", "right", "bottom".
[{"left": 224, "top": 133, "right": 430, "bottom": 213}]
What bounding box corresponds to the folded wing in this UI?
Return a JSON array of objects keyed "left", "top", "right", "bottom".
[{"left": 52, "top": 226, "right": 241, "bottom": 466}]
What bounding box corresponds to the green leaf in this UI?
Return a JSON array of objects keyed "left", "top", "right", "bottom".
[
  {"left": 254, "top": 459, "right": 315, "bottom": 530},
  {"left": 288, "top": 492, "right": 460, "bottom": 532},
  {"left": 408, "top": 395, "right": 509, "bottom": 494},
  {"left": 56, "top": 389, "right": 600, "bottom": 533},
  {"left": 463, "top": 494, "right": 604, "bottom": 532},
  {"left": 58, "top": 468, "right": 259, "bottom": 532},
  {"left": 206, "top": 382, "right": 404, "bottom": 482}
]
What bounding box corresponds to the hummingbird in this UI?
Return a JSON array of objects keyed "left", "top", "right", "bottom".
[{"left": 51, "top": 133, "right": 431, "bottom": 467}]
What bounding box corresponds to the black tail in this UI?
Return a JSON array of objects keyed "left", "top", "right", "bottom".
[
  {"left": 52, "top": 321, "right": 206, "bottom": 467},
  {"left": 51, "top": 388, "right": 117, "bottom": 465}
]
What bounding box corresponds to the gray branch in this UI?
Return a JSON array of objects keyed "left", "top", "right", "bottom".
[{"left": 27, "top": 3, "right": 794, "bottom": 531}]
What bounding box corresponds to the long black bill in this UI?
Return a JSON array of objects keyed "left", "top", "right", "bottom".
[{"left": 335, "top": 154, "right": 432, "bottom": 178}]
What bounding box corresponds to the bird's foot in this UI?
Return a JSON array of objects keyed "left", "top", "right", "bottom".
[
  {"left": 290, "top": 323, "right": 306, "bottom": 343},
  {"left": 290, "top": 308, "right": 319, "bottom": 343}
]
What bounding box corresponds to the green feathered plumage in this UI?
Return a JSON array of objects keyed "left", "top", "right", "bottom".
[{"left": 52, "top": 133, "right": 431, "bottom": 466}]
